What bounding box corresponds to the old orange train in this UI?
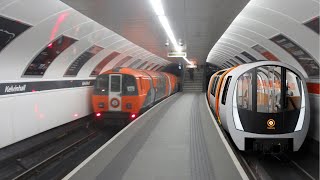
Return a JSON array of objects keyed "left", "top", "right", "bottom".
[{"left": 92, "top": 67, "right": 178, "bottom": 125}]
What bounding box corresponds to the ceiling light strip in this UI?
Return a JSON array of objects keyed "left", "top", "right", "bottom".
[{"left": 150, "top": 0, "right": 191, "bottom": 64}]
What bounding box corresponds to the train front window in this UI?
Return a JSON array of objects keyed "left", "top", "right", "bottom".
[
  {"left": 236, "top": 66, "right": 302, "bottom": 113},
  {"left": 111, "top": 76, "right": 121, "bottom": 92},
  {"left": 256, "top": 66, "right": 282, "bottom": 113},
  {"left": 122, "top": 75, "right": 138, "bottom": 96},
  {"left": 94, "top": 74, "right": 109, "bottom": 95}
]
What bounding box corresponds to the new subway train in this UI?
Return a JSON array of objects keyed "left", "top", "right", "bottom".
[
  {"left": 207, "top": 61, "right": 310, "bottom": 153},
  {"left": 92, "top": 67, "right": 178, "bottom": 125}
]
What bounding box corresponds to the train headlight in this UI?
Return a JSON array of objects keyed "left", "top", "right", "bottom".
[
  {"left": 294, "top": 82, "right": 305, "bottom": 131},
  {"left": 233, "top": 84, "right": 244, "bottom": 131}
]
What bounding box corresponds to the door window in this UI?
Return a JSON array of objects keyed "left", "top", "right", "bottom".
[{"left": 110, "top": 76, "right": 121, "bottom": 92}]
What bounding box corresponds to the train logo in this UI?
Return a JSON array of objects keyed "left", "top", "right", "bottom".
[
  {"left": 267, "top": 119, "right": 276, "bottom": 129},
  {"left": 110, "top": 98, "right": 120, "bottom": 108}
]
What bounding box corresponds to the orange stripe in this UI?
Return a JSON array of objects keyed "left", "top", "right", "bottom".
[
  {"left": 215, "top": 66, "right": 238, "bottom": 122},
  {"left": 307, "top": 82, "right": 320, "bottom": 94}
]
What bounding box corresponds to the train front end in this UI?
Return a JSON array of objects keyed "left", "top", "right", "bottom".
[
  {"left": 225, "top": 63, "right": 310, "bottom": 153},
  {"left": 92, "top": 72, "right": 142, "bottom": 125}
]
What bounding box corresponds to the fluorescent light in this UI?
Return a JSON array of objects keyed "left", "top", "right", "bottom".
[
  {"left": 149, "top": 0, "right": 188, "bottom": 63},
  {"left": 150, "top": 0, "right": 165, "bottom": 15},
  {"left": 158, "top": 16, "right": 181, "bottom": 51}
]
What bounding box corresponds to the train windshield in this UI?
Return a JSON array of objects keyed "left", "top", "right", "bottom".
[
  {"left": 236, "top": 66, "right": 302, "bottom": 113},
  {"left": 94, "top": 74, "right": 138, "bottom": 96},
  {"left": 235, "top": 65, "right": 303, "bottom": 134},
  {"left": 94, "top": 74, "right": 109, "bottom": 95}
]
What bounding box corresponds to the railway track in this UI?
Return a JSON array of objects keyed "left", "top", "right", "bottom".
[
  {"left": 211, "top": 113, "right": 318, "bottom": 180},
  {"left": 12, "top": 131, "right": 98, "bottom": 180},
  {"left": 0, "top": 120, "right": 122, "bottom": 180},
  {"left": 239, "top": 152, "right": 318, "bottom": 180}
]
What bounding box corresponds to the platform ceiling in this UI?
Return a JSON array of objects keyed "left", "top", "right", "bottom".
[{"left": 60, "top": 0, "right": 249, "bottom": 64}]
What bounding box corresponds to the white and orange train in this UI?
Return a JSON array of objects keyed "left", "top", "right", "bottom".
[
  {"left": 92, "top": 67, "right": 178, "bottom": 125},
  {"left": 207, "top": 61, "right": 310, "bottom": 153}
]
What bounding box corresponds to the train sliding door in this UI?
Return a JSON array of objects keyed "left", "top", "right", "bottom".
[
  {"left": 236, "top": 66, "right": 303, "bottom": 134},
  {"left": 109, "top": 74, "right": 122, "bottom": 111}
]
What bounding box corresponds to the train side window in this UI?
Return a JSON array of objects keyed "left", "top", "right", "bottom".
[
  {"left": 212, "top": 76, "right": 220, "bottom": 97},
  {"left": 211, "top": 77, "right": 217, "bottom": 95},
  {"left": 221, "top": 76, "right": 232, "bottom": 105}
]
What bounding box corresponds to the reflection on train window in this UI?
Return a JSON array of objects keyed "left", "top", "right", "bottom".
[
  {"left": 24, "top": 36, "right": 77, "bottom": 76},
  {"left": 110, "top": 76, "right": 121, "bottom": 92},
  {"left": 237, "top": 66, "right": 302, "bottom": 113},
  {"left": 0, "top": 16, "right": 31, "bottom": 52},
  {"left": 94, "top": 74, "right": 109, "bottom": 95},
  {"left": 237, "top": 71, "right": 253, "bottom": 111}
]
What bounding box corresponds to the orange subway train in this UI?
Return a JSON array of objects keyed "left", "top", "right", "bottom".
[{"left": 92, "top": 67, "right": 178, "bottom": 125}]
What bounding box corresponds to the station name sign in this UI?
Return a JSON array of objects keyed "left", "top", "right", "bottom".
[
  {"left": 167, "top": 52, "right": 187, "bottom": 57},
  {"left": 5, "top": 84, "right": 27, "bottom": 93},
  {"left": 0, "top": 80, "right": 95, "bottom": 96}
]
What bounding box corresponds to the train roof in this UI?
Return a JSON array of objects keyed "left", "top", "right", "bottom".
[
  {"left": 220, "top": 61, "right": 305, "bottom": 80},
  {"left": 100, "top": 67, "right": 166, "bottom": 78}
]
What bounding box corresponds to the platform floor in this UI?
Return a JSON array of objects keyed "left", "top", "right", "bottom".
[{"left": 95, "top": 93, "right": 242, "bottom": 180}]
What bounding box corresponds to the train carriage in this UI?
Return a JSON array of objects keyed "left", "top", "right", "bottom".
[
  {"left": 208, "top": 61, "right": 310, "bottom": 153},
  {"left": 92, "top": 67, "right": 177, "bottom": 125}
]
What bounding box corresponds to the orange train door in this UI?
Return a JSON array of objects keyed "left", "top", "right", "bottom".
[
  {"left": 215, "top": 67, "right": 237, "bottom": 124},
  {"left": 109, "top": 74, "right": 122, "bottom": 111}
]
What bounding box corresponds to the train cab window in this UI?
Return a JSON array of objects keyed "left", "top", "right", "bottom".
[
  {"left": 94, "top": 74, "right": 109, "bottom": 95},
  {"left": 256, "top": 66, "right": 282, "bottom": 113},
  {"left": 237, "top": 66, "right": 303, "bottom": 113},
  {"left": 110, "top": 76, "right": 121, "bottom": 92},
  {"left": 122, "top": 75, "right": 138, "bottom": 96},
  {"left": 221, "top": 76, "right": 232, "bottom": 105}
]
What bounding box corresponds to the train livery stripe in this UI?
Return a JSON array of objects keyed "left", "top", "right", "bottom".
[
  {"left": 0, "top": 80, "right": 95, "bottom": 96},
  {"left": 307, "top": 82, "right": 320, "bottom": 94}
]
